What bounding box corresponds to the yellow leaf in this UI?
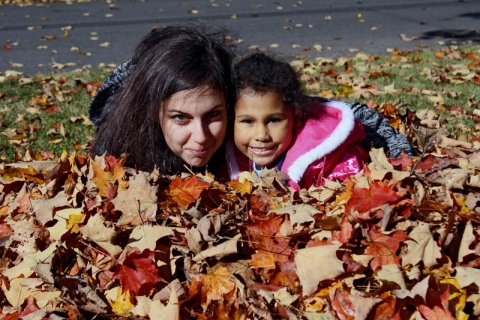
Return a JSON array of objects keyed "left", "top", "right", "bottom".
[
  {"left": 107, "top": 287, "right": 134, "bottom": 316},
  {"left": 66, "top": 213, "right": 85, "bottom": 233},
  {"left": 91, "top": 157, "right": 128, "bottom": 197},
  {"left": 441, "top": 278, "right": 468, "bottom": 320}
]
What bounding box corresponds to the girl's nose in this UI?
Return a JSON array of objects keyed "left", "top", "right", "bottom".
[{"left": 255, "top": 125, "right": 270, "bottom": 141}]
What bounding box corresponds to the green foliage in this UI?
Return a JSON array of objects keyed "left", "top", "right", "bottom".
[
  {"left": 1, "top": 46, "right": 480, "bottom": 163},
  {"left": 296, "top": 45, "right": 480, "bottom": 139},
  {"left": 0, "top": 69, "right": 110, "bottom": 162}
]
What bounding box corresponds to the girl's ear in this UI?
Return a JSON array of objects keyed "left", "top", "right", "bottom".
[{"left": 294, "top": 119, "right": 302, "bottom": 127}]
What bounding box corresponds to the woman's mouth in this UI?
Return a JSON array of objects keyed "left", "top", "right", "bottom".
[{"left": 189, "top": 148, "right": 209, "bottom": 156}]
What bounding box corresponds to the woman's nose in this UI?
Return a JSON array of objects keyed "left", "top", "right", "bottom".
[{"left": 192, "top": 121, "right": 211, "bottom": 143}]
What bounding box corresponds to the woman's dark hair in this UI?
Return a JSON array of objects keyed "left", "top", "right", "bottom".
[
  {"left": 92, "top": 24, "right": 235, "bottom": 174},
  {"left": 234, "top": 52, "right": 313, "bottom": 122}
]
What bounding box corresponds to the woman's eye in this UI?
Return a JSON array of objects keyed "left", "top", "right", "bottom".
[
  {"left": 269, "top": 118, "right": 281, "bottom": 123},
  {"left": 173, "top": 115, "right": 187, "bottom": 122},
  {"left": 207, "top": 111, "right": 220, "bottom": 119},
  {"left": 241, "top": 119, "right": 253, "bottom": 124}
]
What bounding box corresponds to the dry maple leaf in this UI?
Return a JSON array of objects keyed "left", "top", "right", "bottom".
[
  {"left": 199, "top": 265, "right": 236, "bottom": 311},
  {"left": 90, "top": 156, "right": 128, "bottom": 197},
  {"left": 168, "top": 175, "right": 210, "bottom": 208},
  {"left": 346, "top": 181, "right": 403, "bottom": 214},
  {"left": 363, "top": 228, "right": 409, "bottom": 272},
  {"left": 112, "top": 250, "right": 167, "bottom": 296},
  {"left": 295, "top": 242, "right": 344, "bottom": 296},
  {"left": 111, "top": 172, "right": 158, "bottom": 226}
]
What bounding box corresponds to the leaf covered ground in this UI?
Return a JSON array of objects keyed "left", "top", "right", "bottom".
[{"left": 1, "top": 46, "right": 480, "bottom": 319}]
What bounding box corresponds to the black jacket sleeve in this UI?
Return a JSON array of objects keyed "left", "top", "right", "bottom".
[
  {"left": 88, "top": 60, "right": 134, "bottom": 125},
  {"left": 349, "top": 102, "right": 416, "bottom": 158}
]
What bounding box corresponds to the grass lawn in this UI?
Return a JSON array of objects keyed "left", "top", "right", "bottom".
[{"left": 1, "top": 45, "right": 479, "bottom": 163}]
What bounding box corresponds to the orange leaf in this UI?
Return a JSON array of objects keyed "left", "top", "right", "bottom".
[
  {"left": 270, "top": 261, "right": 298, "bottom": 290},
  {"left": 331, "top": 289, "right": 355, "bottom": 320},
  {"left": 228, "top": 179, "right": 252, "bottom": 194},
  {"left": 169, "top": 175, "right": 210, "bottom": 208},
  {"left": 389, "top": 151, "right": 413, "bottom": 171},
  {"left": 247, "top": 215, "right": 291, "bottom": 256},
  {"left": 334, "top": 179, "right": 354, "bottom": 205},
  {"left": 199, "top": 265, "right": 236, "bottom": 310}
]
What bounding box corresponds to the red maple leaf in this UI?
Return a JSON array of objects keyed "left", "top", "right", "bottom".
[
  {"left": 346, "top": 181, "right": 403, "bottom": 213},
  {"left": 363, "top": 228, "right": 408, "bottom": 271},
  {"left": 247, "top": 215, "right": 291, "bottom": 256},
  {"left": 169, "top": 175, "right": 210, "bottom": 208},
  {"left": 389, "top": 151, "right": 413, "bottom": 170},
  {"left": 112, "top": 250, "right": 167, "bottom": 295}
]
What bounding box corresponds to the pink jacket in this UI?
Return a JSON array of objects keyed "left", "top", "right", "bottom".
[{"left": 226, "top": 100, "right": 369, "bottom": 190}]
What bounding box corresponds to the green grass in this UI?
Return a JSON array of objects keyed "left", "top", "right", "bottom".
[
  {"left": 1, "top": 45, "right": 479, "bottom": 163},
  {"left": 295, "top": 45, "right": 480, "bottom": 140},
  {"left": 0, "top": 69, "right": 111, "bottom": 161}
]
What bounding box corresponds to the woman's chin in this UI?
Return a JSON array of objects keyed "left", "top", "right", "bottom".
[{"left": 186, "top": 158, "right": 209, "bottom": 168}]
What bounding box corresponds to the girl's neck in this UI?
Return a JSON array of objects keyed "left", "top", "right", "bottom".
[{"left": 252, "top": 152, "right": 286, "bottom": 174}]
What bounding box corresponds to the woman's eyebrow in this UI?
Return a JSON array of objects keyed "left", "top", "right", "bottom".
[{"left": 165, "top": 109, "right": 188, "bottom": 114}]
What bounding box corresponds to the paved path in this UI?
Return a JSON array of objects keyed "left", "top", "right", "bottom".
[{"left": 1, "top": 0, "right": 479, "bottom": 75}]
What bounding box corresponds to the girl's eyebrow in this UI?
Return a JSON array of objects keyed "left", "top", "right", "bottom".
[{"left": 235, "top": 113, "right": 253, "bottom": 118}]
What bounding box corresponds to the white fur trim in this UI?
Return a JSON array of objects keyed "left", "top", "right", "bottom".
[{"left": 287, "top": 101, "right": 355, "bottom": 182}]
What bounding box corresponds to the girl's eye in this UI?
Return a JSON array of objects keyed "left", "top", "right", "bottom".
[
  {"left": 241, "top": 119, "right": 253, "bottom": 124},
  {"left": 269, "top": 118, "right": 282, "bottom": 123}
]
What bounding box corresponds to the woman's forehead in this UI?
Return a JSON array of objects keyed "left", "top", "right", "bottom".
[{"left": 164, "top": 85, "right": 226, "bottom": 112}]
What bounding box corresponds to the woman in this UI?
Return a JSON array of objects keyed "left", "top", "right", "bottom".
[{"left": 90, "top": 24, "right": 235, "bottom": 175}]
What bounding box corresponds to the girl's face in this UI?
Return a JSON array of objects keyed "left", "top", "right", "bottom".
[
  {"left": 159, "top": 85, "right": 227, "bottom": 167},
  {"left": 234, "top": 90, "right": 295, "bottom": 168}
]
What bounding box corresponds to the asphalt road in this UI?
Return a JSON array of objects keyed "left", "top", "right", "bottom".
[{"left": 1, "top": 0, "right": 479, "bottom": 75}]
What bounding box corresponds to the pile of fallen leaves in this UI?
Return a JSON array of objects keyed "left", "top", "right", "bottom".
[{"left": 1, "top": 118, "right": 480, "bottom": 319}]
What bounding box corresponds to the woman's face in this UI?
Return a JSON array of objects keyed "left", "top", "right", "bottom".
[{"left": 159, "top": 85, "right": 227, "bottom": 168}]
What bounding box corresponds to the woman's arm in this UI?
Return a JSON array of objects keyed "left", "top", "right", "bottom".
[
  {"left": 348, "top": 102, "right": 416, "bottom": 158},
  {"left": 88, "top": 60, "right": 134, "bottom": 125}
]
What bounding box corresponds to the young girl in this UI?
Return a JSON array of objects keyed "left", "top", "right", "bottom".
[{"left": 227, "top": 52, "right": 371, "bottom": 190}]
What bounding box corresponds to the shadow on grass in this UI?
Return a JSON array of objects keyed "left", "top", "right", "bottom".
[
  {"left": 417, "top": 11, "right": 480, "bottom": 45},
  {"left": 418, "top": 29, "right": 480, "bottom": 45}
]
